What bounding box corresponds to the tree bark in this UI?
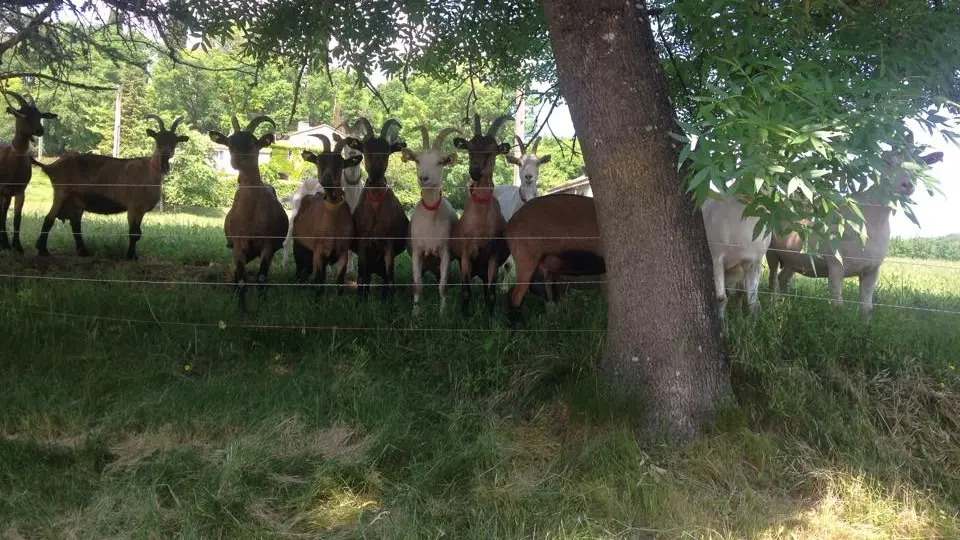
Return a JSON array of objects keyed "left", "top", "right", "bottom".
[{"left": 542, "top": 0, "right": 729, "bottom": 441}]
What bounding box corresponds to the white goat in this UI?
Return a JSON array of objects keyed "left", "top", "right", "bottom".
[
  {"left": 401, "top": 125, "right": 460, "bottom": 312},
  {"left": 702, "top": 194, "right": 772, "bottom": 324},
  {"left": 281, "top": 132, "right": 365, "bottom": 266},
  {"left": 496, "top": 135, "right": 550, "bottom": 221},
  {"left": 767, "top": 149, "right": 943, "bottom": 321}
]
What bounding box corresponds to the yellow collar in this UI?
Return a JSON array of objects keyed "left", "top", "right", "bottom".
[{"left": 324, "top": 198, "right": 345, "bottom": 211}]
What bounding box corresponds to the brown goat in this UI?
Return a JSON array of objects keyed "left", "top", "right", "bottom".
[
  {"left": 210, "top": 115, "right": 289, "bottom": 312},
  {"left": 0, "top": 91, "right": 57, "bottom": 253},
  {"left": 292, "top": 134, "right": 361, "bottom": 295},
  {"left": 450, "top": 113, "right": 512, "bottom": 313},
  {"left": 35, "top": 114, "right": 187, "bottom": 260},
  {"left": 505, "top": 193, "right": 605, "bottom": 323},
  {"left": 349, "top": 117, "right": 409, "bottom": 301}
]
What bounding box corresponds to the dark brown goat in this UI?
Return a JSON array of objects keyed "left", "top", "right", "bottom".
[
  {"left": 349, "top": 117, "right": 409, "bottom": 301},
  {"left": 210, "top": 115, "right": 289, "bottom": 312},
  {"left": 505, "top": 194, "right": 605, "bottom": 322},
  {"left": 0, "top": 91, "right": 57, "bottom": 253},
  {"left": 450, "top": 113, "right": 512, "bottom": 313},
  {"left": 292, "top": 134, "right": 362, "bottom": 295},
  {"left": 35, "top": 114, "right": 188, "bottom": 260}
]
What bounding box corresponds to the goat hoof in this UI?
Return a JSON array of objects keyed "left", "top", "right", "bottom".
[
  {"left": 36, "top": 248, "right": 50, "bottom": 257},
  {"left": 12, "top": 243, "right": 23, "bottom": 254},
  {"left": 126, "top": 253, "right": 138, "bottom": 261},
  {"left": 77, "top": 249, "right": 91, "bottom": 257}
]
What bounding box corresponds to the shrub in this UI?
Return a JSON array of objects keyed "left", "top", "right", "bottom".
[{"left": 162, "top": 128, "right": 227, "bottom": 208}]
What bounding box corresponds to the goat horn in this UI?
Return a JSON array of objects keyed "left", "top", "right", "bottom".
[
  {"left": 433, "top": 127, "right": 460, "bottom": 151},
  {"left": 245, "top": 115, "right": 275, "bottom": 134},
  {"left": 334, "top": 136, "right": 360, "bottom": 155},
  {"left": 380, "top": 118, "right": 401, "bottom": 142},
  {"left": 170, "top": 116, "right": 184, "bottom": 133},
  {"left": 231, "top": 115, "right": 242, "bottom": 133},
  {"left": 486, "top": 114, "right": 513, "bottom": 138},
  {"left": 418, "top": 125, "right": 430, "bottom": 149},
  {"left": 531, "top": 136, "right": 541, "bottom": 154},
  {"left": 473, "top": 113, "right": 481, "bottom": 137},
  {"left": 2, "top": 90, "right": 29, "bottom": 110},
  {"left": 514, "top": 135, "right": 527, "bottom": 154},
  {"left": 353, "top": 117, "right": 375, "bottom": 139},
  {"left": 311, "top": 133, "right": 332, "bottom": 153},
  {"left": 143, "top": 114, "right": 166, "bottom": 131}
]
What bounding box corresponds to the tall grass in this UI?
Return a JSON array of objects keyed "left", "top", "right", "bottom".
[{"left": 1, "top": 176, "right": 959, "bottom": 538}]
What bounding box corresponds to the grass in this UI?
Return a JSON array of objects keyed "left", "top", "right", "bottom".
[{"left": 2, "top": 173, "right": 960, "bottom": 539}]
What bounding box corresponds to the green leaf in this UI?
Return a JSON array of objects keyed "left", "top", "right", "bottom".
[{"left": 787, "top": 177, "right": 801, "bottom": 195}]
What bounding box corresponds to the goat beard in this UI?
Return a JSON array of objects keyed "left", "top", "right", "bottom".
[{"left": 159, "top": 155, "right": 171, "bottom": 174}]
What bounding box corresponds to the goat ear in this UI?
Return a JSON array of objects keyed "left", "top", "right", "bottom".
[
  {"left": 40, "top": 112, "right": 58, "bottom": 120},
  {"left": 538, "top": 154, "right": 551, "bottom": 165},
  {"left": 497, "top": 142, "right": 511, "bottom": 155},
  {"left": 505, "top": 154, "right": 520, "bottom": 165},
  {"left": 345, "top": 155, "right": 363, "bottom": 168},
  {"left": 400, "top": 148, "right": 417, "bottom": 163},
  {"left": 441, "top": 153, "right": 457, "bottom": 167},
  {"left": 390, "top": 141, "right": 406, "bottom": 154},
  {"left": 453, "top": 137, "right": 468, "bottom": 150},
  {"left": 301, "top": 151, "right": 317, "bottom": 163},
  {"left": 257, "top": 133, "right": 275, "bottom": 148},
  {"left": 177, "top": 135, "right": 190, "bottom": 143},
  {"left": 208, "top": 131, "right": 228, "bottom": 145},
  {"left": 146, "top": 129, "right": 158, "bottom": 139}
]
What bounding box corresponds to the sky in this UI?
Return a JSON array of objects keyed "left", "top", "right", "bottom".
[{"left": 533, "top": 103, "right": 958, "bottom": 239}]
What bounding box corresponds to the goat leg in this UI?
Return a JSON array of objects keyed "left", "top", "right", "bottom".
[
  {"left": 438, "top": 249, "right": 451, "bottom": 314},
  {"left": 126, "top": 211, "right": 144, "bottom": 261},
  {"left": 411, "top": 249, "right": 423, "bottom": 311},
  {"left": 68, "top": 212, "right": 89, "bottom": 257},
  {"left": 382, "top": 248, "right": 396, "bottom": 302},
  {"left": 0, "top": 194, "right": 10, "bottom": 250},
  {"left": 313, "top": 249, "right": 326, "bottom": 301},
  {"left": 356, "top": 252, "right": 369, "bottom": 303},
  {"left": 11, "top": 192, "right": 24, "bottom": 253},
  {"left": 858, "top": 266, "right": 880, "bottom": 323},
  {"left": 256, "top": 246, "right": 276, "bottom": 310},
  {"left": 334, "top": 251, "right": 348, "bottom": 296},
  {"left": 293, "top": 243, "right": 311, "bottom": 283},
  {"left": 234, "top": 256, "right": 248, "bottom": 313},
  {"left": 484, "top": 254, "right": 498, "bottom": 313},
  {"left": 459, "top": 254, "right": 473, "bottom": 315}
]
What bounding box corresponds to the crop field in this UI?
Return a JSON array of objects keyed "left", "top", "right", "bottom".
[{"left": 2, "top": 173, "right": 960, "bottom": 539}]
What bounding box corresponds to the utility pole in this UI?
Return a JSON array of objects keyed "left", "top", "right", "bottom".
[
  {"left": 112, "top": 85, "right": 121, "bottom": 157},
  {"left": 513, "top": 88, "right": 525, "bottom": 187}
]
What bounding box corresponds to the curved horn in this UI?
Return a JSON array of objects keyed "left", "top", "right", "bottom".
[
  {"left": 311, "top": 133, "right": 332, "bottom": 153},
  {"left": 473, "top": 113, "right": 481, "bottom": 137},
  {"left": 334, "top": 136, "right": 360, "bottom": 155},
  {"left": 418, "top": 125, "right": 430, "bottom": 149},
  {"left": 380, "top": 118, "right": 401, "bottom": 141},
  {"left": 231, "top": 115, "right": 242, "bottom": 133},
  {"left": 486, "top": 114, "right": 513, "bottom": 138},
  {"left": 3, "top": 90, "right": 29, "bottom": 110},
  {"left": 433, "top": 127, "right": 461, "bottom": 151},
  {"left": 245, "top": 115, "right": 276, "bottom": 134},
  {"left": 143, "top": 114, "right": 166, "bottom": 131},
  {"left": 531, "top": 136, "right": 541, "bottom": 154},
  {"left": 169, "top": 116, "right": 184, "bottom": 133},
  {"left": 353, "top": 117, "right": 375, "bottom": 139},
  {"left": 514, "top": 135, "right": 527, "bottom": 154}
]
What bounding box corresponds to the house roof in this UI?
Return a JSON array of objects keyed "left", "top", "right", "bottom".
[{"left": 545, "top": 175, "right": 591, "bottom": 195}]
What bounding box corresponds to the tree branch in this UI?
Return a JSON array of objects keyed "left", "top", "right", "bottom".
[
  {"left": 0, "top": 72, "right": 114, "bottom": 91},
  {"left": 0, "top": 0, "right": 61, "bottom": 59}
]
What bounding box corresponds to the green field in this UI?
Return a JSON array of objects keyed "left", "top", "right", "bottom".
[{"left": 2, "top": 173, "right": 960, "bottom": 539}]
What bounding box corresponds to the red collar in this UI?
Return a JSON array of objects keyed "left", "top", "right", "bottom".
[
  {"left": 150, "top": 157, "right": 165, "bottom": 174},
  {"left": 469, "top": 184, "right": 493, "bottom": 205},
  {"left": 421, "top": 191, "right": 443, "bottom": 211},
  {"left": 366, "top": 186, "right": 388, "bottom": 203}
]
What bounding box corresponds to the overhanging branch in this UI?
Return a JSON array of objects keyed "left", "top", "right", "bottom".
[
  {"left": 0, "top": 72, "right": 114, "bottom": 91},
  {"left": 0, "top": 0, "right": 62, "bottom": 59}
]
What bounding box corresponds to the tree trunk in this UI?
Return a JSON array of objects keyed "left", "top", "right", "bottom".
[{"left": 542, "top": 0, "right": 729, "bottom": 441}]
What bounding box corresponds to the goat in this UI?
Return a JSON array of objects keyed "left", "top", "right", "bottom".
[
  {"left": 0, "top": 90, "right": 57, "bottom": 253},
  {"left": 34, "top": 114, "right": 187, "bottom": 260},
  {"left": 401, "top": 125, "right": 460, "bottom": 312},
  {"left": 701, "top": 194, "right": 771, "bottom": 325},
  {"left": 505, "top": 193, "right": 605, "bottom": 321},
  {"left": 766, "top": 149, "right": 943, "bottom": 321},
  {"left": 496, "top": 135, "right": 550, "bottom": 221},
  {"left": 292, "top": 134, "right": 361, "bottom": 295},
  {"left": 210, "top": 115, "right": 289, "bottom": 312},
  {"left": 451, "top": 114, "right": 512, "bottom": 313},
  {"left": 349, "top": 117, "right": 409, "bottom": 301}
]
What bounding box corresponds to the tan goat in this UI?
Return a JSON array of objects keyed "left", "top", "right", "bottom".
[
  {"left": 292, "top": 134, "right": 361, "bottom": 295},
  {"left": 0, "top": 90, "right": 57, "bottom": 253},
  {"left": 35, "top": 114, "right": 187, "bottom": 260},
  {"left": 451, "top": 113, "right": 512, "bottom": 313},
  {"left": 350, "top": 117, "right": 409, "bottom": 301},
  {"left": 210, "top": 115, "right": 289, "bottom": 312}
]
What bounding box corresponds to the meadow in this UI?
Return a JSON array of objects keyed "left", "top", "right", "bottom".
[{"left": 2, "top": 172, "right": 960, "bottom": 539}]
